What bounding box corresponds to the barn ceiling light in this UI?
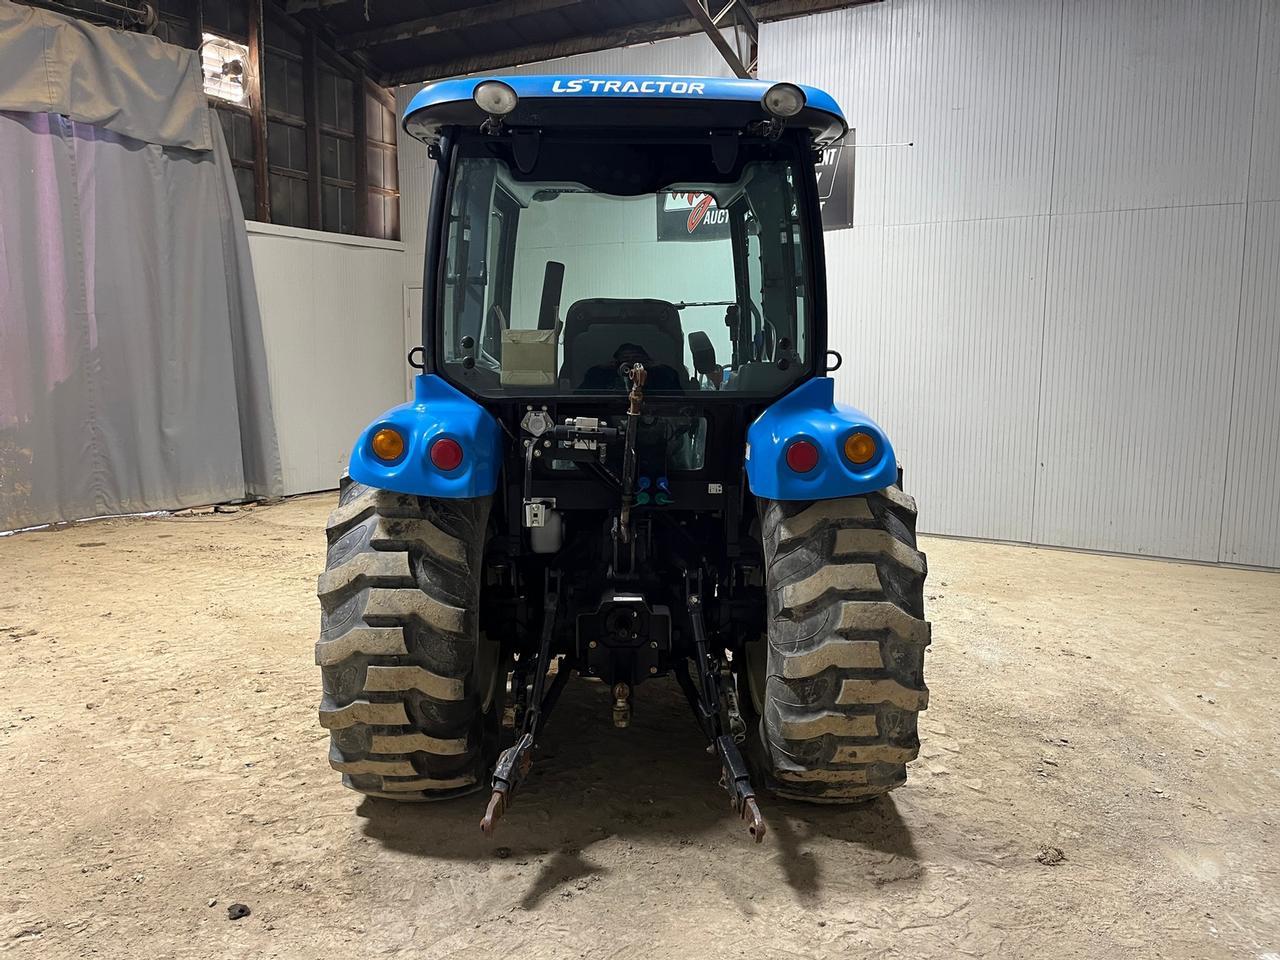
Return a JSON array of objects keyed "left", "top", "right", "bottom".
[{"left": 201, "top": 33, "right": 248, "bottom": 104}]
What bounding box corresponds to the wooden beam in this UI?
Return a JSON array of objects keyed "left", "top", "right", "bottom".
[
  {"left": 383, "top": 15, "right": 706, "bottom": 85},
  {"left": 303, "top": 27, "right": 322, "bottom": 231},
  {"left": 246, "top": 0, "right": 270, "bottom": 222},
  {"left": 337, "top": 0, "right": 581, "bottom": 52},
  {"left": 354, "top": 77, "right": 368, "bottom": 236},
  {"left": 381, "top": 0, "right": 879, "bottom": 86},
  {"left": 284, "top": 0, "right": 350, "bottom": 13}
]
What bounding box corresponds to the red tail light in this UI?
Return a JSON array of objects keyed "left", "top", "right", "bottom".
[
  {"left": 429, "top": 437, "right": 464, "bottom": 471},
  {"left": 785, "top": 439, "right": 819, "bottom": 473}
]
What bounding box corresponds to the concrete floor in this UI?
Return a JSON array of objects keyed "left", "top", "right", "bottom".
[{"left": 0, "top": 493, "right": 1276, "bottom": 959}]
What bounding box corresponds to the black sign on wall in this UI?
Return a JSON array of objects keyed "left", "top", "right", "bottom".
[{"left": 816, "top": 141, "right": 855, "bottom": 230}]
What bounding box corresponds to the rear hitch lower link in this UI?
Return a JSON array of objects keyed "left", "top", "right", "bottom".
[
  {"left": 480, "top": 578, "right": 567, "bottom": 837},
  {"left": 678, "top": 574, "right": 766, "bottom": 843}
]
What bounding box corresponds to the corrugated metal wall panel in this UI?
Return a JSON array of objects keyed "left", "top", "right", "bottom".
[
  {"left": 248, "top": 227, "right": 406, "bottom": 495},
  {"left": 1051, "top": 0, "right": 1258, "bottom": 214},
  {"left": 1034, "top": 204, "right": 1245, "bottom": 560},
  {"left": 1219, "top": 200, "right": 1280, "bottom": 566},
  {"left": 872, "top": 217, "right": 1048, "bottom": 540},
  {"left": 1252, "top": 0, "right": 1280, "bottom": 201},
  {"left": 883, "top": 0, "right": 1060, "bottom": 224},
  {"left": 824, "top": 224, "right": 887, "bottom": 404}
]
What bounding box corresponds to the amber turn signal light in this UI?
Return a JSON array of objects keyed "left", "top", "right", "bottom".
[
  {"left": 844, "top": 431, "right": 877, "bottom": 465},
  {"left": 370, "top": 427, "right": 405, "bottom": 462}
]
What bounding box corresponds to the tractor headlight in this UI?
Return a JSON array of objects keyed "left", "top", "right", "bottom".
[
  {"left": 473, "top": 80, "right": 518, "bottom": 117},
  {"left": 761, "top": 82, "right": 805, "bottom": 119}
]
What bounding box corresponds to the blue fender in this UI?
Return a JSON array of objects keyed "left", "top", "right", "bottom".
[
  {"left": 347, "top": 374, "right": 502, "bottom": 498},
  {"left": 745, "top": 378, "right": 898, "bottom": 501}
]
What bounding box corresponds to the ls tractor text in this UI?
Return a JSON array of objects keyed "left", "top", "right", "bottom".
[{"left": 315, "top": 75, "right": 932, "bottom": 843}]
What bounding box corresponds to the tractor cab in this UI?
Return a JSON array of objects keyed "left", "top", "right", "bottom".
[{"left": 407, "top": 76, "right": 843, "bottom": 403}]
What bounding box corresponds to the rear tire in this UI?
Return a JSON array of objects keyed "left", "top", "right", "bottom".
[
  {"left": 756, "top": 486, "right": 931, "bottom": 803},
  {"left": 316, "top": 480, "right": 499, "bottom": 801}
]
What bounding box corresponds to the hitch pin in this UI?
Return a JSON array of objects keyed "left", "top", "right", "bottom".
[{"left": 743, "top": 796, "right": 766, "bottom": 842}]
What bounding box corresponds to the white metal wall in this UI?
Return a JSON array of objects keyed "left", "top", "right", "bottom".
[
  {"left": 247, "top": 222, "right": 407, "bottom": 495},
  {"left": 392, "top": 1, "right": 1280, "bottom": 566},
  {"left": 762, "top": 0, "right": 1280, "bottom": 567}
]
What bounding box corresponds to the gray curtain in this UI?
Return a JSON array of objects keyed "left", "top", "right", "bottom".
[{"left": 0, "top": 2, "right": 281, "bottom": 530}]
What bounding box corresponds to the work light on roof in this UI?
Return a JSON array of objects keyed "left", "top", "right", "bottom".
[
  {"left": 474, "top": 80, "right": 519, "bottom": 117},
  {"left": 761, "top": 82, "right": 806, "bottom": 119}
]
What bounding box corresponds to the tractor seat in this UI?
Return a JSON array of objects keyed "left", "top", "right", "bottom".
[{"left": 559, "top": 298, "right": 689, "bottom": 390}]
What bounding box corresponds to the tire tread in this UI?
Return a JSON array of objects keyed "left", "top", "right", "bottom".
[
  {"left": 316, "top": 481, "right": 492, "bottom": 801},
  {"left": 758, "top": 487, "right": 931, "bottom": 803}
]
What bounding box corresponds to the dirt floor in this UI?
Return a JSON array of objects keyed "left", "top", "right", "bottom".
[{"left": 1, "top": 493, "right": 1277, "bottom": 959}]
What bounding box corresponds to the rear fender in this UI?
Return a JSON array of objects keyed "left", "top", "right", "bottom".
[
  {"left": 347, "top": 374, "right": 502, "bottom": 498},
  {"left": 745, "top": 377, "right": 898, "bottom": 501}
]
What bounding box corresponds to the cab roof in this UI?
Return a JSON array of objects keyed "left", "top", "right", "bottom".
[{"left": 403, "top": 75, "right": 848, "bottom": 147}]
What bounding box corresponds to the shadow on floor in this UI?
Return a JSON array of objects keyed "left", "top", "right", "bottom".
[{"left": 356, "top": 677, "right": 920, "bottom": 907}]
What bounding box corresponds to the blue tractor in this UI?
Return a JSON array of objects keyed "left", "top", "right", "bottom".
[{"left": 316, "top": 76, "right": 931, "bottom": 842}]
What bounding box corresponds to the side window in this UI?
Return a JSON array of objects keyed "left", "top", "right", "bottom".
[
  {"left": 487, "top": 189, "right": 519, "bottom": 317},
  {"left": 745, "top": 212, "right": 764, "bottom": 357},
  {"left": 785, "top": 166, "right": 808, "bottom": 361},
  {"left": 733, "top": 207, "right": 769, "bottom": 363},
  {"left": 480, "top": 189, "right": 519, "bottom": 362},
  {"left": 739, "top": 165, "right": 808, "bottom": 367},
  {"left": 442, "top": 162, "right": 484, "bottom": 363}
]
